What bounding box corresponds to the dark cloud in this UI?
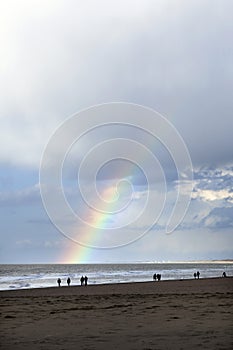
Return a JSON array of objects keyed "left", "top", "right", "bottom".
[
  {"left": 0, "top": 1, "right": 233, "bottom": 168},
  {"left": 0, "top": 1, "right": 233, "bottom": 262}
]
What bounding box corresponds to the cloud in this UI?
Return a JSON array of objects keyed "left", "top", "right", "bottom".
[
  {"left": 166, "top": 165, "right": 233, "bottom": 230},
  {"left": 194, "top": 189, "right": 233, "bottom": 203},
  {"left": 16, "top": 239, "right": 32, "bottom": 247},
  {"left": 0, "top": 1, "right": 233, "bottom": 262},
  {"left": 202, "top": 207, "right": 233, "bottom": 229},
  {"left": 0, "top": 184, "right": 40, "bottom": 206},
  {"left": 15, "top": 238, "right": 66, "bottom": 249},
  {"left": 0, "top": 0, "right": 233, "bottom": 168},
  {"left": 193, "top": 166, "right": 233, "bottom": 204}
]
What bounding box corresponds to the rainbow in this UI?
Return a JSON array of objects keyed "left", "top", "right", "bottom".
[
  {"left": 61, "top": 184, "right": 120, "bottom": 263},
  {"left": 60, "top": 154, "right": 150, "bottom": 264}
]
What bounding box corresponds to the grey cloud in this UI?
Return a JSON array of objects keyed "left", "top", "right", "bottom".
[
  {"left": 0, "top": 185, "right": 40, "bottom": 207},
  {"left": 1, "top": 0, "right": 233, "bottom": 262},
  {"left": 202, "top": 207, "right": 233, "bottom": 229},
  {"left": 0, "top": 1, "right": 233, "bottom": 168},
  {"left": 62, "top": 123, "right": 177, "bottom": 185}
]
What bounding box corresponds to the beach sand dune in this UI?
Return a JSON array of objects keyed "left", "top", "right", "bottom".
[{"left": 0, "top": 277, "right": 232, "bottom": 349}]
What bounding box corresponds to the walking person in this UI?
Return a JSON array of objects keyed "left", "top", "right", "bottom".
[
  {"left": 80, "top": 275, "right": 84, "bottom": 286},
  {"left": 84, "top": 276, "right": 88, "bottom": 286},
  {"left": 57, "top": 278, "right": 61, "bottom": 287}
]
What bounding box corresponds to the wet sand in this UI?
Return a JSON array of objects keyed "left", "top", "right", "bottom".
[{"left": 0, "top": 277, "right": 233, "bottom": 349}]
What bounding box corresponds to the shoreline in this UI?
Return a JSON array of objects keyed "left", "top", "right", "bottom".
[{"left": 1, "top": 276, "right": 232, "bottom": 297}]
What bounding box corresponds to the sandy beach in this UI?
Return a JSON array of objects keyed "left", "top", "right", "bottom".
[{"left": 1, "top": 277, "right": 232, "bottom": 349}]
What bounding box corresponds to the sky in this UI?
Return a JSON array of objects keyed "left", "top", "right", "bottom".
[{"left": 0, "top": 0, "right": 233, "bottom": 263}]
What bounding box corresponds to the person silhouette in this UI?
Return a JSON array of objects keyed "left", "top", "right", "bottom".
[
  {"left": 157, "top": 274, "right": 161, "bottom": 281},
  {"left": 84, "top": 276, "right": 88, "bottom": 286},
  {"left": 67, "top": 277, "right": 71, "bottom": 286},
  {"left": 196, "top": 271, "right": 200, "bottom": 279},
  {"left": 153, "top": 273, "right": 157, "bottom": 281},
  {"left": 57, "top": 278, "right": 61, "bottom": 287},
  {"left": 222, "top": 272, "right": 226, "bottom": 278},
  {"left": 194, "top": 272, "right": 197, "bottom": 279},
  {"left": 80, "top": 276, "right": 84, "bottom": 286}
]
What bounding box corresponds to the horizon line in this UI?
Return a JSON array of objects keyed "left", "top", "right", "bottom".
[{"left": 1, "top": 259, "right": 233, "bottom": 265}]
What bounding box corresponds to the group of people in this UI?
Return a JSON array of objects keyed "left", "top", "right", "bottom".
[
  {"left": 57, "top": 270, "right": 228, "bottom": 287},
  {"left": 193, "top": 271, "right": 200, "bottom": 279},
  {"left": 80, "top": 275, "right": 88, "bottom": 286},
  {"left": 153, "top": 270, "right": 228, "bottom": 281},
  {"left": 194, "top": 271, "right": 227, "bottom": 279},
  {"left": 56, "top": 275, "right": 88, "bottom": 287},
  {"left": 153, "top": 273, "right": 161, "bottom": 281}
]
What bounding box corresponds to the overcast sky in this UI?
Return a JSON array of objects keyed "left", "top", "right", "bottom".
[{"left": 0, "top": 0, "right": 233, "bottom": 263}]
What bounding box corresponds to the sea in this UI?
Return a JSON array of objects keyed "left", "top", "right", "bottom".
[{"left": 0, "top": 262, "right": 232, "bottom": 291}]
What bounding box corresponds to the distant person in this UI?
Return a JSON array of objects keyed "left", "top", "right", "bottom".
[
  {"left": 157, "top": 274, "right": 161, "bottom": 281},
  {"left": 194, "top": 272, "right": 197, "bottom": 279},
  {"left": 153, "top": 273, "right": 157, "bottom": 281},
  {"left": 84, "top": 276, "right": 88, "bottom": 286},
  {"left": 57, "top": 278, "right": 61, "bottom": 287},
  {"left": 222, "top": 272, "right": 227, "bottom": 278},
  {"left": 67, "top": 277, "right": 71, "bottom": 286},
  {"left": 80, "top": 275, "right": 84, "bottom": 286},
  {"left": 196, "top": 271, "right": 200, "bottom": 279}
]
